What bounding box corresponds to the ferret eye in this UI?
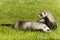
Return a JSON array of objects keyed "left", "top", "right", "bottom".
[
  {"left": 44, "top": 26, "right": 46, "bottom": 28},
  {"left": 40, "top": 14, "right": 42, "bottom": 16},
  {"left": 44, "top": 12, "right": 46, "bottom": 14}
]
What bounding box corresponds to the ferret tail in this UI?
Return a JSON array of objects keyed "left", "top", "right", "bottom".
[{"left": 1, "top": 24, "right": 12, "bottom": 26}]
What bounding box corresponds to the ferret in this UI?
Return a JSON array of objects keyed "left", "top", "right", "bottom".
[
  {"left": 1, "top": 21, "right": 51, "bottom": 32},
  {"left": 38, "top": 11, "right": 57, "bottom": 29}
]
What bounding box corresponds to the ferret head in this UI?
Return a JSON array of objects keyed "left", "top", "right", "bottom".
[
  {"left": 38, "top": 11, "right": 57, "bottom": 30},
  {"left": 38, "top": 11, "right": 47, "bottom": 19},
  {"left": 41, "top": 24, "right": 51, "bottom": 32}
]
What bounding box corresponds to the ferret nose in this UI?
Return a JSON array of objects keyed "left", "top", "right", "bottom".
[
  {"left": 47, "top": 29, "right": 51, "bottom": 32},
  {"left": 47, "top": 29, "right": 50, "bottom": 32},
  {"left": 47, "top": 29, "right": 49, "bottom": 31}
]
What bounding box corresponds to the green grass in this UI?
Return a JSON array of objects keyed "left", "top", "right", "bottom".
[{"left": 0, "top": 0, "right": 60, "bottom": 40}]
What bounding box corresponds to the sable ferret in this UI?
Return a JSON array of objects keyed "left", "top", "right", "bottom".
[
  {"left": 1, "top": 21, "right": 51, "bottom": 32},
  {"left": 38, "top": 11, "right": 57, "bottom": 29}
]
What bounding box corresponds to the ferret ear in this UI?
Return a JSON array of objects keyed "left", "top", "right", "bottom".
[{"left": 44, "top": 11, "right": 48, "bottom": 16}]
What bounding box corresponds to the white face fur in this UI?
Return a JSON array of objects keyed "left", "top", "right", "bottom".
[
  {"left": 38, "top": 11, "right": 47, "bottom": 19},
  {"left": 42, "top": 24, "right": 51, "bottom": 32}
]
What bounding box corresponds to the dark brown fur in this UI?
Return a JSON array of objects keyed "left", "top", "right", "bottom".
[
  {"left": 44, "top": 16, "right": 57, "bottom": 29},
  {"left": 1, "top": 21, "right": 26, "bottom": 28}
]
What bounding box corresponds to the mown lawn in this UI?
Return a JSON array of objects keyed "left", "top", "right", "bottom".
[{"left": 0, "top": 0, "right": 60, "bottom": 40}]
